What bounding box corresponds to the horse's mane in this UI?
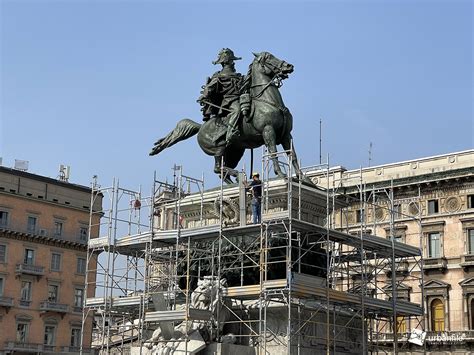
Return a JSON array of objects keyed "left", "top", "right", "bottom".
[{"left": 240, "top": 62, "right": 254, "bottom": 93}]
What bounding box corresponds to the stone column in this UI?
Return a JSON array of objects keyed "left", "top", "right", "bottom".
[
  {"left": 462, "top": 293, "right": 468, "bottom": 330},
  {"left": 444, "top": 295, "right": 449, "bottom": 331}
]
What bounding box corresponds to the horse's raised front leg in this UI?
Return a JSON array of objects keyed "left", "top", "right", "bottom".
[
  {"left": 281, "top": 134, "right": 314, "bottom": 185},
  {"left": 281, "top": 134, "right": 302, "bottom": 176},
  {"left": 262, "top": 125, "right": 285, "bottom": 178}
]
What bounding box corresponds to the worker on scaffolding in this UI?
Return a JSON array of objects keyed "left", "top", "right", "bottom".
[{"left": 246, "top": 172, "right": 262, "bottom": 224}]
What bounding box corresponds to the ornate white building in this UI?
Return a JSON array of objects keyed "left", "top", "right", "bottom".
[{"left": 309, "top": 149, "right": 474, "bottom": 353}]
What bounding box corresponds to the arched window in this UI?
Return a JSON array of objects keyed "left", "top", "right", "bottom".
[{"left": 431, "top": 298, "right": 445, "bottom": 331}]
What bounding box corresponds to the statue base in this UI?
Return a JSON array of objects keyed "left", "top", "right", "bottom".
[{"left": 200, "top": 343, "right": 256, "bottom": 355}]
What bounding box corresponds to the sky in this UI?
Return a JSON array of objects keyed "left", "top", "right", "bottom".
[{"left": 1, "top": 0, "right": 473, "bottom": 196}]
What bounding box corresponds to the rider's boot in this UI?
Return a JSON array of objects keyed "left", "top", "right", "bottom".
[
  {"left": 225, "top": 107, "right": 240, "bottom": 146},
  {"left": 225, "top": 126, "right": 239, "bottom": 146}
]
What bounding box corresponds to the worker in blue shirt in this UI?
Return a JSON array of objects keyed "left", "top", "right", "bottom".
[{"left": 247, "top": 172, "right": 262, "bottom": 224}]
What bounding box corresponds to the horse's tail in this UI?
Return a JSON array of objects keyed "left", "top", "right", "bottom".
[{"left": 149, "top": 119, "right": 202, "bottom": 156}]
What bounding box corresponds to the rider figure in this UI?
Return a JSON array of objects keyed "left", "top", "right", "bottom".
[{"left": 198, "top": 48, "right": 243, "bottom": 146}]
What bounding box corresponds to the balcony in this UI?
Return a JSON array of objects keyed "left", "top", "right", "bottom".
[
  {"left": 461, "top": 254, "right": 474, "bottom": 270},
  {"left": 371, "top": 332, "right": 409, "bottom": 343},
  {"left": 43, "top": 345, "right": 56, "bottom": 352},
  {"left": 62, "top": 346, "right": 79, "bottom": 353},
  {"left": 0, "top": 295, "right": 13, "bottom": 307},
  {"left": 61, "top": 346, "right": 93, "bottom": 353},
  {"left": 385, "top": 260, "right": 410, "bottom": 277},
  {"left": 19, "top": 299, "right": 31, "bottom": 307},
  {"left": 40, "top": 301, "right": 69, "bottom": 313},
  {"left": 5, "top": 341, "right": 43, "bottom": 352},
  {"left": 424, "top": 257, "right": 447, "bottom": 272},
  {"left": 16, "top": 263, "right": 45, "bottom": 277}
]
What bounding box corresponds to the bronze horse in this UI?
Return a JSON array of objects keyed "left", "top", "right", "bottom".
[{"left": 150, "top": 52, "right": 304, "bottom": 183}]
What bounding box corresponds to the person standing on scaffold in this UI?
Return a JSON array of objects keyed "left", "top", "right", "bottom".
[{"left": 247, "top": 172, "right": 262, "bottom": 224}]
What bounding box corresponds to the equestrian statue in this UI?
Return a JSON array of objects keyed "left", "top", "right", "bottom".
[{"left": 150, "top": 48, "right": 304, "bottom": 183}]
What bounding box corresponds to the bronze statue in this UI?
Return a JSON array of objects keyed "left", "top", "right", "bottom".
[{"left": 150, "top": 50, "right": 304, "bottom": 183}]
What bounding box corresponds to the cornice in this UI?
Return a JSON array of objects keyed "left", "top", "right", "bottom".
[
  {"left": 0, "top": 229, "right": 87, "bottom": 252},
  {"left": 341, "top": 168, "right": 474, "bottom": 195}
]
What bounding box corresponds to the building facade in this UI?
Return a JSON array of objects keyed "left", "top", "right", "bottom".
[
  {"left": 0, "top": 167, "right": 101, "bottom": 354},
  {"left": 310, "top": 149, "right": 474, "bottom": 353}
]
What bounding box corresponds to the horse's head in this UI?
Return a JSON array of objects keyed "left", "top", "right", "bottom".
[{"left": 252, "top": 51, "right": 294, "bottom": 79}]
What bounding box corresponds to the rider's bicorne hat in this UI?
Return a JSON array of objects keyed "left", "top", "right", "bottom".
[{"left": 213, "top": 48, "right": 242, "bottom": 65}]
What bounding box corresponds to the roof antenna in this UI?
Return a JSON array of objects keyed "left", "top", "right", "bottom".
[
  {"left": 368, "top": 142, "right": 373, "bottom": 167},
  {"left": 319, "top": 119, "right": 322, "bottom": 164}
]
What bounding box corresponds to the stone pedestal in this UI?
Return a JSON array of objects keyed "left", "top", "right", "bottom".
[
  {"left": 156, "top": 179, "right": 343, "bottom": 229},
  {"left": 200, "top": 343, "right": 256, "bottom": 355},
  {"left": 241, "top": 304, "right": 364, "bottom": 355}
]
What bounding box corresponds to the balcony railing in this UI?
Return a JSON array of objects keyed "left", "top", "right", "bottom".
[
  {"left": 5, "top": 342, "right": 43, "bottom": 351},
  {"left": 64, "top": 346, "right": 80, "bottom": 352},
  {"left": 461, "top": 254, "right": 474, "bottom": 269},
  {"left": 43, "top": 344, "right": 56, "bottom": 352},
  {"left": 0, "top": 296, "right": 13, "bottom": 307},
  {"left": 424, "top": 257, "right": 447, "bottom": 271},
  {"left": 371, "top": 332, "right": 409, "bottom": 342},
  {"left": 40, "top": 301, "right": 69, "bottom": 313},
  {"left": 16, "top": 263, "right": 45, "bottom": 276},
  {"left": 61, "top": 346, "right": 93, "bottom": 353},
  {"left": 19, "top": 299, "right": 31, "bottom": 307}
]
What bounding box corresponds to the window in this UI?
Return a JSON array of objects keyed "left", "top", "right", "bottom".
[
  {"left": 44, "top": 325, "right": 56, "bottom": 346},
  {"left": 0, "top": 277, "right": 4, "bottom": 296},
  {"left": 74, "top": 288, "right": 84, "bottom": 308},
  {"left": 71, "top": 328, "right": 81, "bottom": 347},
  {"left": 0, "top": 211, "right": 8, "bottom": 227},
  {"left": 54, "top": 221, "right": 63, "bottom": 237},
  {"left": 48, "top": 284, "right": 59, "bottom": 303},
  {"left": 77, "top": 257, "right": 86, "bottom": 274},
  {"left": 468, "top": 195, "right": 474, "bottom": 209},
  {"left": 51, "top": 253, "right": 61, "bottom": 271},
  {"left": 469, "top": 229, "right": 474, "bottom": 255},
  {"left": 0, "top": 244, "right": 6, "bottom": 263},
  {"left": 16, "top": 323, "right": 29, "bottom": 342},
  {"left": 428, "top": 232, "right": 441, "bottom": 258},
  {"left": 396, "top": 316, "right": 407, "bottom": 334},
  {"left": 79, "top": 227, "right": 88, "bottom": 242},
  {"left": 24, "top": 249, "right": 35, "bottom": 265},
  {"left": 356, "top": 209, "right": 365, "bottom": 223},
  {"left": 393, "top": 204, "right": 402, "bottom": 219},
  {"left": 431, "top": 298, "right": 445, "bottom": 331},
  {"left": 394, "top": 234, "right": 403, "bottom": 243},
  {"left": 27, "top": 216, "right": 37, "bottom": 233},
  {"left": 20, "top": 281, "right": 32, "bottom": 302},
  {"left": 428, "top": 199, "right": 439, "bottom": 214}
]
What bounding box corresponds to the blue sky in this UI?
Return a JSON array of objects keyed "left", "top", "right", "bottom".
[{"left": 1, "top": 0, "right": 472, "bottom": 193}]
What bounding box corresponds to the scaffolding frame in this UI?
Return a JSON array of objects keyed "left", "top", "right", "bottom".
[
  {"left": 330, "top": 168, "right": 426, "bottom": 354},
  {"left": 81, "top": 151, "right": 425, "bottom": 354}
]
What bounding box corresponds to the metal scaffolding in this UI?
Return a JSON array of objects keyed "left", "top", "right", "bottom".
[
  {"left": 81, "top": 151, "right": 425, "bottom": 354},
  {"left": 329, "top": 168, "right": 426, "bottom": 354}
]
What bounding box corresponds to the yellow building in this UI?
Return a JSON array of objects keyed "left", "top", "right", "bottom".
[{"left": 0, "top": 166, "right": 101, "bottom": 354}]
